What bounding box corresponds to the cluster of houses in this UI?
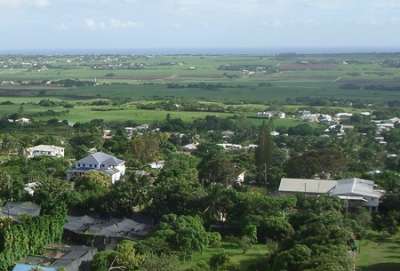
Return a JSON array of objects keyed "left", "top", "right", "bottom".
[
  {"left": 373, "top": 117, "right": 400, "bottom": 145},
  {"left": 257, "top": 111, "right": 286, "bottom": 119}
]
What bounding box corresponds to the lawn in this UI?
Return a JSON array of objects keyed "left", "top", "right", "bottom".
[
  {"left": 357, "top": 233, "right": 400, "bottom": 271},
  {"left": 180, "top": 242, "right": 269, "bottom": 271}
]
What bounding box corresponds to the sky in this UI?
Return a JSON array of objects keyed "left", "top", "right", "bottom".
[{"left": 0, "top": 0, "right": 400, "bottom": 52}]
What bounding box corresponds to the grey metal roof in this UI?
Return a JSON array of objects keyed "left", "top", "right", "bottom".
[
  {"left": 1, "top": 202, "right": 41, "bottom": 219},
  {"left": 330, "top": 178, "right": 383, "bottom": 199},
  {"left": 279, "top": 178, "right": 338, "bottom": 194},
  {"left": 65, "top": 215, "right": 152, "bottom": 238},
  {"left": 77, "top": 152, "right": 124, "bottom": 167}
]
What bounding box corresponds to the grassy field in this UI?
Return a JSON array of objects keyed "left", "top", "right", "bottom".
[
  {"left": 180, "top": 242, "right": 269, "bottom": 271},
  {"left": 2, "top": 54, "right": 400, "bottom": 103},
  {"left": 357, "top": 233, "right": 400, "bottom": 271}
]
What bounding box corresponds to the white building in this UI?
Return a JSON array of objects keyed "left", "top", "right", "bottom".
[
  {"left": 335, "top": 113, "right": 353, "bottom": 121},
  {"left": 67, "top": 152, "right": 126, "bottom": 183},
  {"left": 182, "top": 143, "right": 199, "bottom": 152},
  {"left": 330, "top": 178, "right": 384, "bottom": 210},
  {"left": 25, "top": 145, "right": 64, "bottom": 158},
  {"left": 148, "top": 160, "right": 165, "bottom": 170},
  {"left": 217, "top": 143, "right": 242, "bottom": 151},
  {"left": 279, "top": 177, "right": 384, "bottom": 210},
  {"left": 257, "top": 111, "right": 286, "bottom": 119}
]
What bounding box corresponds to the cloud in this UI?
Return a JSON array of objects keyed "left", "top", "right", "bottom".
[
  {"left": 84, "top": 18, "right": 141, "bottom": 30},
  {"left": 0, "top": 0, "right": 50, "bottom": 8}
]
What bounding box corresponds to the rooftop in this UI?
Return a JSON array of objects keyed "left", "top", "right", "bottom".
[
  {"left": 64, "top": 215, "right": 153, "bottom": 239},
  {"left": 76, "top": 152, "right": 124, "bottom": 167},
  {"left": 279, "top": 178, "right": 338, "bottom": 194},
  {"left": 0, "top": 202, "right": 41, "bottom": 220}
]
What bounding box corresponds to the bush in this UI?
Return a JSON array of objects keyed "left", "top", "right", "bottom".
[{"left": 208, "top": 232, "right": 222, "bottom": 248}]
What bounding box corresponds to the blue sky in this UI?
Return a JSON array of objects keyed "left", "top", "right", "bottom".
[{"left": 1, "top": 0, "right": 400, "bottom": 51}]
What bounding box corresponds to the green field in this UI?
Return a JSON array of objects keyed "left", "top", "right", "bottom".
[
  {"left": 180, "top": 242, "right": 269, "bottom": 271},
  {"left": 2, "top": 54, "right": 400, "bottom": 103},
  {"left": 357, "top": 233, "right": 400, "bottom": 271}
]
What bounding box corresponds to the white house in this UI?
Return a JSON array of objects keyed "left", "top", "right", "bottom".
[
  {"left": 67, "top": 152, "right": 126, "bottom": 183},
  {"left": 335, "top": 113, "right": 353, "bottom": 120},
  {"left": 25, "top": 145, "right": 64, "bottom": 158},
  {"left": 217, "top": 143, "right": 242, "bottom": 151},
  {"left": 183, "top": 143, "right": 199, "bottom": 152},
  {"left": 148, "top": 160, "right": 165, "bottom": 170}
]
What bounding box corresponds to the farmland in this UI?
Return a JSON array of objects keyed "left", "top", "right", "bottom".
[{"left": 1, "top": 53, "right": 400, "bottom": 124}]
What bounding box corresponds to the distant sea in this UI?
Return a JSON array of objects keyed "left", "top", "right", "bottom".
[{"left": 1, "top": 47, "right": 400, "bottom": 55}]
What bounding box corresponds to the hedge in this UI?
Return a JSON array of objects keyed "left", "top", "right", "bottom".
[{"left": 0, "top": 211, "right": 66, "bottom": 271}]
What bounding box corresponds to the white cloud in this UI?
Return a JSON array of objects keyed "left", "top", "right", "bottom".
[
  {"left": 55, "top": 23, "right": 69, "bottom": 31},
  {"left": 0, "top": 0, "right": 50, "bottom": 8},
  {"left": 84, "top": 18, "right": 141, "bottom": 31},
  {"left": 109, "top": 18, "right": 139, "bottom": 29}
]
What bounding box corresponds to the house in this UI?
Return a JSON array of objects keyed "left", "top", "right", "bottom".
[
  {"left": 125, "top": 124, "right": 150, "bottom": 138},
  {"left": 329, "top": 178, "right": 384, "bottom": 210},
  {"left": 335, "top": 113, "right": 353, "bottom": 120},
  {"left": 257, "top": 111, "right": 286, "bottom": 119},
  {"left": 148, "top": 160, "right": 165, "bottom": 170},
  {"left": 299, "top": 111, "right": 320, "bottom": 123},
  {"left": 0, "top": 202, "right": 41, "bottom": 221},
  {"left": 24, "top": 182, "right": 39, "bottom": 196},
  {"left": 222, "top": 130, "right": 235, "bottom": 139},
  {"left": 217, "top": 143, "right": 242, "bottom": 151},
  {"left": 25, "top": 145, "right": 64, "bottom": 158},
  {"left": 182, "top": 143, "right": 199, "bottom": 152},
  {"left": 67, "top": 152, "right": 126, "bottom": 183},
  {"left": 279, "top": 177, "right": 384, "bottom": 210},
  {"left": 9, "top": 118, "right": 31, "bottom": 124},
  {"left": 257, "top": 111, "right": 274, "bottom": 118},
  {"left": 64, "top": 215, "right": 153, "bottom": 249},
  {"left": 234, "top": 171, "right": 246, "bottom": 185},
  {"left": 13, "top": 244, "right": 97, "bottom": 271},
  {"left": 279, "top": 178, "right": 338, "bottom": 195},
  {"left": 103, "top": 129, "right": 112, "bottom": 139},
  {"left": 271, "top": 131, "right": 280, "bottom": 137}
]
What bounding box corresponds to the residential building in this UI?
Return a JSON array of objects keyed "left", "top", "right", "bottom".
[
  {"left": 0, "top": 202, "right": 41, "bottom": 221},
  {"left": 13, "top": 244, "right": 97, "bottom": 271},
  {"left": 279, "top": 178, "right": 338, "bottom": 195},
  {"left": 278, "top": 177, "right": 384, "bottom": 210},
  {"left": 329, "top": 178, "right": 384, "bottom": 210},
  {"left": 182, "top": 143, "right": 199, "bottom": 152},
  {"left": 67, "top": 152, "right": 126, "bottom": 183},
  {"left": 217, "top": 143, "right": 242, "bottom": 151},
  {"left": 64, "top": 215, "right": 153, "bottom": 249},
  {"left": 25, "top": 145, "right": 64, "bottom": 158}
]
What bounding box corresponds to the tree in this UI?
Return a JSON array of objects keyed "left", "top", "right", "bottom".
[
  {"left": 104, "top": 175, "right": 150, "bottom": 215},
  {"left": 0, "top": 173, "right": 25, "bottom": 202},
  {"left": 209, "top": 253, "right": 231, "bottom": 271},
  {"left": 285, "top": 149, "right": 346, "bottom": 179},
  {"left": 73, "top": 171, "right": 112, "bottom": 210},
  {"left": 33, "top": 177, "right": 75, "bottom": 214},
  {"left": 130, "top": 134, "right": 161, "bottom": 164},
  {"left": 255, "top": 121, "right": 273, "bottom": 185},
  {"left": 152, "top": 214, "right": 210, "bottom": 258},
  {"left": 91, "top": 241, "right": 144, "bottom": 271},
  {"left": 138, "top": 253, "right": 179, "bottom": 271},
  {"left": 149, "top": 154, "right": 204, "bottom": 217},
  {"left": 198, "top": 151, "right": 238, "bottom": 186}
]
